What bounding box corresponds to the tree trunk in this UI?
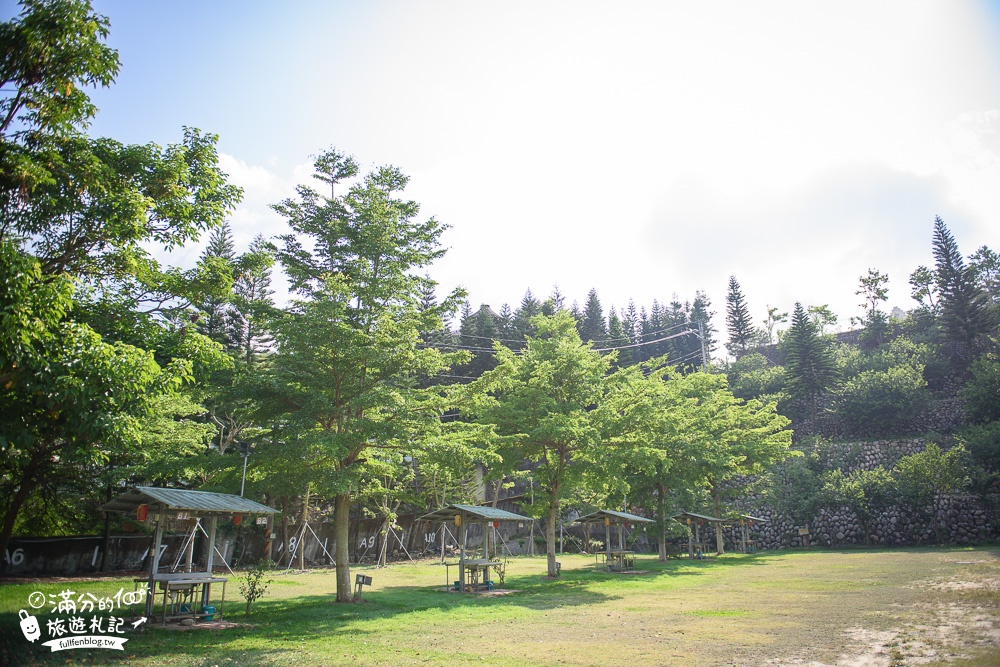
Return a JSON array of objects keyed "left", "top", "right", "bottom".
[
  {"left": 335, "top": 492, "right": 352, "bottom": 602},
  {"left": 657, "top": 483, "right": 667, "bottom": 562},
  {"left": 712, "top": 490, "right": 725, "bottom": 554},
  {"left": 0, "top": 460, "right": 43, "bottom": 565},
  {"left": 546, "top": 483, "right": 560, "bottom": 577}
]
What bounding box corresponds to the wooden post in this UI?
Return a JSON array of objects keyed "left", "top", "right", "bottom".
[
  {"left": 203, "top": 514, "right": 218, "bottom": 607},
  {"left": 184, "top": 520, "right": 197, "bottom": 573},
  {"left": 618, "top": 522, "right": 624, "bottom": 550},
  {"left": 145, "top": 515, "right": 164, "bottom": 617},
  {"left": 458, "top": 516, "right": 467, "bottom": 592},
  {"left": 605, "top": 521, "right": 611, "bottom": 562},
  {"left": 439, "top": 523, "right": 446, "bottom": 564}
]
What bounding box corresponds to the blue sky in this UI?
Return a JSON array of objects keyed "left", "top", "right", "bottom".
[{"left": 8, "top": 1, "right": 1000, "bottom": 348}]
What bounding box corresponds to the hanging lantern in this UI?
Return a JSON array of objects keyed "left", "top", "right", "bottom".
[
  {"left": 454, "top": 514, "right": 462, "bottom": 527},
  {"left": 604, "top": 516, "right": 611, "bottom": 527},
  {"left": 493, "top": 520, "right": 500, "bottom": 529},
  {"left": 233, "top": 515, "right": 242, "bottom": 526},
  {"left": 686, "top": 517, "right": 691, "bottom": 526},
  {"left": 136, "top": 504, "right": 149, "bottom": 522},
  {"left": 749, "top": 520, "right": 754, "bottom": 526},
  {"left": 624, "top": 521, "right": 630, "bottom": 529}
]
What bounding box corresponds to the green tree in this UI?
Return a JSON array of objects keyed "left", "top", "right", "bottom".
[
  {"left": 819, "top": 467, "right": 896, "bottom": 546},
  {"left": 962, "top": 352, "right": 1000, "bottom": 424},
  {"left": 783, "top": 302, "right": 838, "bottom": 431},
  {"left": 0, "top": 0, "right": 119, "bottom": 139},
  {"left": 725, "top": 275, "right": 755, "bottom": 356},
  {"left": 909, "top": 265, "right": 939, "bottom": 315},
  {"left": 605, "top": 307, "right": 632, "bottom": 367},
  {"left": 831, "top": 337, "right": 930, "bottom": 437},
  {"left": 269, "top": 149, "right": 464, "bottom": 601},
  {"left": 514, "top": 289, "right": 541, "bottom": 340},
  {"left": 474, "top": 311, "right": 613, "bottom": 576},
  {"left": 762, "top": 306, "right": 787, "bottom": 345},
  {"left": 0, "top": 242, "right": 180, "bottom": 557},
  {"left": 968, "top": 245, "right": 1000, "bottom": 309},
  {"left": 853, "top": 269, "right": 890, "bottom": 346},
  {"left": 894, "top": 443, "right": 970, "bottom": 544},
  {"left": 0, "top": 0, "right": 239, "bottom": 556},
  {"left": 196, "top": 221, "right": 238, "bottom": 346},
  {"left": 932, "top": 217, "right": 992, "bottom": 356},
  {"left": 230, "top": 234, "right": 276, "bottom": 368},
  {"left": 579, "top": 288, "right": 607, "bottom": 343},
  {"left": 694, "top": 376, "right": 792, "bottom": 553},
  {"left": 808, "top": 305, "right": 838, "bottom": 336},
  {"left": 725, "top": 351, "right": 786, "bottom": 405}
]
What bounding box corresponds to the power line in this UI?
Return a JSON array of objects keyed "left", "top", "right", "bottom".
[
  {"left": 591, "top": 329, "right": 698, "bottom": 352},
  {"left": 449, "top": 318, "right": 695, "bottom": 346}
]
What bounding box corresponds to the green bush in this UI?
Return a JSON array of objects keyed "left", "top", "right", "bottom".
[
  {"left": 239, "top": 558, "right": 275, "bottom": 617},
  {"left": 963, "top": 352, "right": 1000, "bottom": 424},
  {"left": 957, "top": 421, "right": 1000, "bottom": 472},
  {"left": 831, "top": 338, "right": 930, "bottom": 436},
  {"left": 727, "top": 352, "right": 786, "bottom": 403}
]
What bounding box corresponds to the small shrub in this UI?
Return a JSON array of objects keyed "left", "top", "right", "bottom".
[{"left": 239, "top": 558, "right": 275, "bottom": 618}]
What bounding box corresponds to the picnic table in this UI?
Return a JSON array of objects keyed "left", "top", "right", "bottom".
[
  {"left": 603, "top": 550, "right": 636, "bottom": 572},
  {"left": 135, "top": 573, "right": 227, "bottom": 625},
  {"left": 419, "top": 504, "right": 529, "bottom": 593}
]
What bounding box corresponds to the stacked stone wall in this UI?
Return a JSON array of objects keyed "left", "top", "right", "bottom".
[{"left": 733, "top": 437, "right": 1000, "bottom": 551}]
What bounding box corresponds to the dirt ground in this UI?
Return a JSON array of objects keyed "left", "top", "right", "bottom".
[{"left": 770, "top": 558, "right": 1000, "bottom": 667}]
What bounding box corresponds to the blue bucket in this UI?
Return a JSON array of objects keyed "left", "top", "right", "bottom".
[{"left": 202, "top": 605, "right": 216, "bottom": 621}]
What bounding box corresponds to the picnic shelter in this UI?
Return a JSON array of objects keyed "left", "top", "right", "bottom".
[
  {"left": 418, "top": 504, "right": 531, "bottom": 592},
  {"left": 672, "top": 511, "right": 726, "bottom": 558},
  {"left": 575, "top": 509, "right": 653, "bottom": 571},
  {"left": 102, "top": 486, "right": 276, "bottom": 621}
]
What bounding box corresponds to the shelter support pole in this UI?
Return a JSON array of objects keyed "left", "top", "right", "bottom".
[
  {"left": 145, "top": 516, "right": 164, "bottom": 617},
  {"left": 605, "top": 523, "right": 611, "bottom": 560},
  {"left": 184, "top": 520, "right": 197, "bottom": 572},
  {"left": 619, "top": 524, "right": 624, "bottom": 551},
  {"left": 459, "top": 519, "right": 468, "bottom": 592},
  {"left": 203, "top": 514, "right": 218, "bottom": 607}
]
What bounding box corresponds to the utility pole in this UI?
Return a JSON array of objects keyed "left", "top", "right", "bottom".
[{"left": 697, "top": 320, "right": 708, "bottom": 372}]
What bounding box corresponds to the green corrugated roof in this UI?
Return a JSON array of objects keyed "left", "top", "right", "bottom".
[
  {"left": 101, "top": 486, "right": 276, "bottom": 515},
  {"left": 575, "top": 510, "right": 654, "bottom": 525},
  {"left": 417, "top": 504, "right": 531, "bottom": 523}
]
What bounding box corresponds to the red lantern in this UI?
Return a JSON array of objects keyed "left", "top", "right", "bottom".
[
  {"left": 136, "top": 504, "right": 149, "bottom": 522},
  {"left": 749, "top": 520, "right": 754, "bottom": 526},
  {"left": 233, "top": 515, "right": 242, "bottom": 526},
  {"left": 492, "top": 520, "right": 500, "bottom": 529}
]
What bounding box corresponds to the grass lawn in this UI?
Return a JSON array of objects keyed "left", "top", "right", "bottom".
[{"left": 2, "top": 546, "right": 998, "bottom": 666}]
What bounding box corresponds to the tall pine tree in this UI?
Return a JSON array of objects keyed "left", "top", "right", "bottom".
[
  {"left": 725, "top": 275, "right": 755, "bottom": 357},
  {"left": 579, "top": 288, "right": 607, "bottom": 343},
  {"left": 783, "top": 302, "right": 838, "bottom": 432},
  {"left": 932, "top": 216, "right": 991, "bottom": 356}
]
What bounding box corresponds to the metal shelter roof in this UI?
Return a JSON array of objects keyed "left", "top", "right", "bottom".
[
  {"left": 672, "top": 511, "right": 725, "bottom": 523},
  {"left": 733, "top": 514, "right": 769, "bottom": 524},
  {"left": 575, "top": 509, "right": 654, "bottom": 525},
  {"left": 417, "top": 504, "right": 531, "bottom": 523},
  {"left": 100, "top": 486, "right": 276, "bottom": 515}
]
